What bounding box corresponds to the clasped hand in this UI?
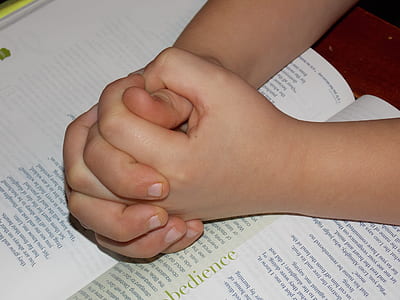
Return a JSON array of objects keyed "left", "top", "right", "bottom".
[{"left": 63, "top": 48, "right": 304, "bottom": 258}]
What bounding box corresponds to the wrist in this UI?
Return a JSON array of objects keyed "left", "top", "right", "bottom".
[
  {"left": 171, "top": 45, "right": 225, "bottom": 68},
  {"left": 272, "top": 121, "right": 345, "bottom": 217},
  {"left": 288, "top": 120, "right": 400, "bottom": 224},
  {"left": 171, "top": 44, "right": 259, "bottom": 86},
  {"left": 246, "top": 114, "right": 312, "bottom": 216}
]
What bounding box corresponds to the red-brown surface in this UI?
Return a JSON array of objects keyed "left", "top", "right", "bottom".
[{"left": 314, "top": 7, "right": 400, "bottom": 109}]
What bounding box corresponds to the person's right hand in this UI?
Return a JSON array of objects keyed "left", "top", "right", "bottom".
[{"left": 94, "top": 48, "right": 306, "bottom": 222}]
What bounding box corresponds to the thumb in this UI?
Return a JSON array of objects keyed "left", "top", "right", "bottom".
[
  {"left": 98, "top": 48, "right": 236, "bottom": 167},
  {"left": 143, "top": 47, "right": 244, "bottom": 109},
  {"left": 122, "top": 82, "right": 192, "bottom": 130},
  {"left": 97, "top": 78, "right": 188, "bottom": 169}
]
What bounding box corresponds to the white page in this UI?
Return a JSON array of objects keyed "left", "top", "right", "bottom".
[
  {"left": 0, "top": 0, "right": 205, "bottom": 299},
  {"left": 186, "top": 215, "right": 400, "bottom": 300},
  {"left": 328, "top": 94, "right": 400, "bottom": 121},
  {"left": 76, "top": 214, "right": 400, "bottom": 299},
  {"left": 259, "top": 49, "right": 355, "bottom": 122},
  {"left": 71, "top": 215, "right": 279, "bottom": 299}
]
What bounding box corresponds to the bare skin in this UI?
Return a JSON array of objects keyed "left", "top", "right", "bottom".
[
  {"left": 98, "top": 49, "right": 400, "bottom": 226},
  {"left": 63, "top": 0, "right": 369, "bottom": 258}
]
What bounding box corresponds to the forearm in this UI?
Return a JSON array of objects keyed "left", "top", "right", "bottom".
[
  {"left": 174, "top": 0, "right": 358, "bottom": 88},
  {"left": 293, "top": 118, "right": 400, "bottom": 225}
]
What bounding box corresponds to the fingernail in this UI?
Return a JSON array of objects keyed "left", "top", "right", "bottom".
[
  {"left": 151, "top": 91, "right": 170, "bottom": 103},
  {"left": 165, "top": 228, "right": 182, "bottom": 243},
  {"left": 148, "top": 183, "right": 163, "bottom": 197},
  {"left": 186, "top": 229, "right": 199, "bottom": 238},
  {"left": 148, "top": 215, "right": 162, "bottom": 230}
]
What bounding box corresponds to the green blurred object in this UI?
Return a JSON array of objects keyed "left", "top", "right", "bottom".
[
  {"left": 0, "top": 47, "right": 11, "bottom": 60},
  {"left": 0, "top": 0, "right": 36, "bottom": 19}
]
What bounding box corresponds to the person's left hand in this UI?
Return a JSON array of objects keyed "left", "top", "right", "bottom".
[{"left": 63, "top": 74, "right": 204, "bottom": 258}]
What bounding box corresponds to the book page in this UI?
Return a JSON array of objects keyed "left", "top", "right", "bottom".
[
  {"left": 179, "top": 216, "right": 400, "bottom": 299},
  {"left": 0, "top": 0, "right": 205, "bottom": 299},
  {"left": 259, "top": 49, "right": 355, "bottom": 122},
  {"left": 74, "top": 218, "right": 400, "bottom": 299},
  {"left": 1, "top": 0, "right": 385, "bottom": 299},
  {"left": 328, "top": 94, "right": 400, "bottom": 121},
  {"left": 70, "top": 216, "right": 278, "bottom": 300}
]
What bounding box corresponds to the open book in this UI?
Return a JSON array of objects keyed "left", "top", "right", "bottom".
[{"left": 1, "top": 0, "right": 399, "bottom": 299}]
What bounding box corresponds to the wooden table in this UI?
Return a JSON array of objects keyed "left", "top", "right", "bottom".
[{"left": 314, "top": 7, "right": 400, "bottom": 109}]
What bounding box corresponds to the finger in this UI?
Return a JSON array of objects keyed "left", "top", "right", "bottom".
[
  {"left": 95, "top": 216, "right": 188, "bottom": 258},
  {"left": 63, "top": 105, "right": 119, "bottom": 201},
  {"left": 122, "top": 84, "right": 192, "bottom": 130},
  {"left": 97, "top": 48, "right": 247, "bottom": 167},
  {"left": 84, "top": 77, "right": 193, "bottom": 199},
  {"left": 65, "top": 76, "right": 172, "bottom": 201},
  {"left": 98, "top": 80, "right": 189, "bottom": 168},
  {"left": 68, "top": 191, "right": 169, "bottom": 242},
  {"left": 84, "top": 124, "right": 168, "bottom": 199},
  {"left": 162, "top": 219, "right": 204, "bottom": 254},
  {"left": 143, "top": 47, "right": 237, "bottom": 107}
]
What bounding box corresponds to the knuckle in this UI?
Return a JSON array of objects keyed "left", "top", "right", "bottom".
[
  {"left": 101, "top": 77, "right": 125, "bottom": 96},
  {"left": 107, "top": 175, "right": 133, "bottom": 198},
  {"left": 64, "top": 163, "right": 91, "bottom": 192},
  {"left": 107, "top": 163, "right": 139, "bottom": 197},
  {"left": 116, "top": 165, "right": 158, "bottom": 197},
  {"left": 97, "top": 112, "right": 120, "bottom": 141},
  {"left": 214, "top": 67, "right": 235, "bottom": 86},
  {"left": 112, "top": 230, "right": 129, "bottom": 243},
  {"left": 66, "top": 192, "right": 81, "bottom": 219},
  {"left": 63, "top": 119, "right": 81, "bottom": 146},
  {"left": 112, "top": 219, "right": 135, "bottom": 242},
  {"left": 126, "top": 239, "right": 163, "bottom": 258},
  {"left": 158, "top": 47, "right": 178, "bottom": 61},
  {"left": 64, "top": 120, "right": 76, "bottom": 136},
  {"left": 172, "top": 163, "right": 197, "bottom": 186},
  {"left": 152, "top": 47, "right": 181, "bottom": 71},
  {"left": 82, "top": 137, "right": 98, "bottom": 169}
]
